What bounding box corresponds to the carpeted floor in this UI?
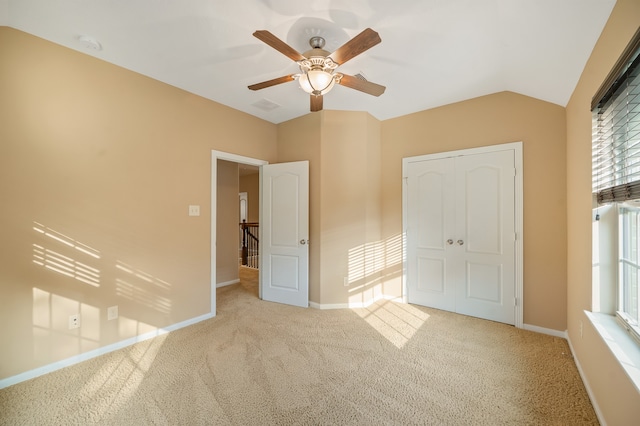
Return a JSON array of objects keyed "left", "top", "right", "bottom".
[{"left": 0, "top": 267, "right": 598, "bottom": 425}]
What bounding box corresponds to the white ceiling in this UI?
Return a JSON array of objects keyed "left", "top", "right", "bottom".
[{"left": 0, "top": 0, "right": 616, "bottom": 124}]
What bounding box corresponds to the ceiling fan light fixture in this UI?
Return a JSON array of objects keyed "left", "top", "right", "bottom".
[
  {"left": 298, "top": 70, "right": 336, "bottom": 95},
  {"left": 249, "top": 29, "right": 384, "bottom": 111},
  {"left": 297, "top": 56, "right": 342, "bottom": 96}
]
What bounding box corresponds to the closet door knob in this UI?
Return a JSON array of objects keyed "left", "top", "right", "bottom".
[
  {"left": 457, "top": 239, "right": 464, "bottom": 246},
  {"left": 447, "top": 239, "right": 454, "bottom": 245}
]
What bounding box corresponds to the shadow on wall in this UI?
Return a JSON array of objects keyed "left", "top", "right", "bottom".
[
  {"left": 30, "top": 221, "right": 173, "bottom": 365},
  {"left": 347, "top": 233, "right": 403, "bottom": 305}
]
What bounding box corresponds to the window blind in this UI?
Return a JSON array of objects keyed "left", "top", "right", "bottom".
[{"left": 593, "top": 27, "right": 640, "bottom": 204}]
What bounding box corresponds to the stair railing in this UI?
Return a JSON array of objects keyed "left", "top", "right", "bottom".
[{"left": 240, "top": 220, "right": 259, "bottom": 269}]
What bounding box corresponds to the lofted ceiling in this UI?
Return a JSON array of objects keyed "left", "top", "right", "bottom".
[{"left": 0, "top": 0, "right": 616, "bottom": 124}]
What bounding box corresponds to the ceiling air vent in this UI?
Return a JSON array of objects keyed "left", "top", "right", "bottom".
[{"left": 251, "top": 98, "right": 281, "bottom": 112}]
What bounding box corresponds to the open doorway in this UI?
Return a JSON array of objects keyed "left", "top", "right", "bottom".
[
  {"left": 239, "top": 165, "right": 260, "bottom": 269},
  {"left": 210, "top": 151, "right": 267, "bottom": 317}
]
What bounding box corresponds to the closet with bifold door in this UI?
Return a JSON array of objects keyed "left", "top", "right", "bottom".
[{"left": 403, "top": 142, "right": 522, "bottom": 325}]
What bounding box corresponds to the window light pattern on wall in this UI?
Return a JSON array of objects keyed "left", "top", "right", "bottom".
[{"left": 32, "top": 222, "right": 101, "bottom": 288}]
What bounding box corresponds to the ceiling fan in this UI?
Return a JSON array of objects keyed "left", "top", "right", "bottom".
[{"left": 248, "top": 28, "right": 386, "bottom": 112}]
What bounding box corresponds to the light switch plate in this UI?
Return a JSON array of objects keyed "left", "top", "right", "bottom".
[{"left": 107, "top": 305, "right": 118, "bottom": 320}]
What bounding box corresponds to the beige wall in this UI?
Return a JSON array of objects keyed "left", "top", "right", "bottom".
[
  {"left": 320, "top": 111, "right": 382, "bottom": 306},
  {"left": 381, "top": 92, "right": 568, "bottom": 330},
  {"left": 566, "top": 0, "right": 640, "bottom": 423},
  {"left": 0, "top": 27, "right": 277, "bottom": 379},
  {"left": 216, "top": 160, "right": 239, "bottom": 285}
]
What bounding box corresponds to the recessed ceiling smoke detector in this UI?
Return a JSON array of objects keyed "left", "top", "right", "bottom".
[{"left": 78, "top": 35, "right": 102, "bottom": 51}]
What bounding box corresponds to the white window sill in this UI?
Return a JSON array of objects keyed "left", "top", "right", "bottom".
[{"left": 585, "top": 311, "right": 640, "bottom": 393}]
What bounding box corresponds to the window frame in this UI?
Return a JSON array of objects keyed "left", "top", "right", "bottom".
[
  {"left": 592, "top": 26, "right": 640, "bottom": 345},
  {"left": 618, "top": 202, "right": 640, "bottom": 344}
]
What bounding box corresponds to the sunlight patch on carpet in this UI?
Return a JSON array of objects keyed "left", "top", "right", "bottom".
[
  {"left": 354, "top": 301, "right": 430, "bottom": 349},
  {"left": 79, "top": 334, "right": 167, "bottom": 420}
]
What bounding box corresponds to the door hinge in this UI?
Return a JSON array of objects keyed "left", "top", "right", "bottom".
[{"left": 514, "top": 297, "right": 518, "bottom": 306}]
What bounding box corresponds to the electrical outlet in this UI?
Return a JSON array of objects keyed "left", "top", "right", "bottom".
[
  {"left": 188, "top": 205, "right": 200, "bottom": 216},
  {"left": 107, "top": 305, "right": 118, "bottom": 321},
  {"left": 344, "top": 277, "right": 349, "bottom": 287},
  {"left": 69, "top": 314, "right": 80, "bottom": 329}
]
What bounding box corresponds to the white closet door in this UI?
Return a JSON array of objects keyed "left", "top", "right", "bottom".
[
  {"left": 454, "top": 150, "right": 515, "bottom": 324},
  {"left": 405, "top": 148, "right": 516, "bottom": 325},
  {"left": 405, "top": 157, "right": 456, "bottom": 311}
]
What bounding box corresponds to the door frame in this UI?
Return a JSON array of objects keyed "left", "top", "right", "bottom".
[
  {"left": 211, "top": 150, "right": 268, "bottom": 316},
  {"left": 402, "top": 141, "right": 523, "bottom": 328}
]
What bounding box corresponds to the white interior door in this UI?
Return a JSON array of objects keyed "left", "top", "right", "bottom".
[
  {"left": 405, "top": 147, "right": 517, "bottom": 325},
  {"left": 260, "top": 161, "right": 309, "bottom": 308},
  {"left": 454, "top": 150, "right": 515, "bottom": 324},
  {"left": 405, "top": 157, "right": 456, "bottom": 311}
]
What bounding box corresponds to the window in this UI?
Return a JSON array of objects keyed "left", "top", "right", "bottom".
[
  {"left": 619, "top": 202, "right": 640, "bottom": 335},
  {"left": 592, "top": 28, "right": 640, "bottom": 342}
]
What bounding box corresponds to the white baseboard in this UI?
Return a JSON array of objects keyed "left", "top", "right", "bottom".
[
  {"left": 566, "top": 334, "right": 607, "bottom": 426},
  {"left": 522, "top": 323, "right": 567, "bottom": 338},
  {"left": 216, "top": 278, "right": 240, "bottom": 288},
  {"left": 311, "top": 302, "right": 570, "bottom": 341},
  {"left": 311, "top": 302, "right": 347, "bottom": 309},
  {"left": 0, "top": 312, "right": 214, "bottom": 390},
  {"left": 310, "top": 295, "right": 398, "bottom": 310}
]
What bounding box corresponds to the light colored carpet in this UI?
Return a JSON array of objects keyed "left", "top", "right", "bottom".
[{"left": 0, "top": 268, "right": 598, "bottom": 425}]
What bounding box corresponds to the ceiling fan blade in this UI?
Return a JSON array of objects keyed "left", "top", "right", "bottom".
[
  {"left": 253, "top": 30, "right": 306, "bottom": 62},
  {"left": 248, "top": 75, "right": 296, "bottom": 91},
  {"left": 310, "top": 95, "right": 323, "bottom": 112},
  {"left": 329, "top": 28, "right": 381, "bottom": 65},
  {"left": 339, "top": 74, "right": 386, "bottom": 97}
]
